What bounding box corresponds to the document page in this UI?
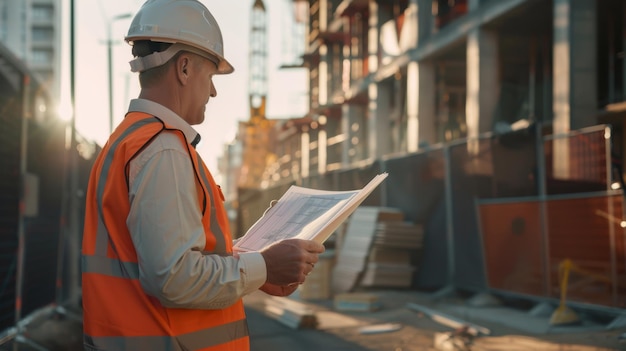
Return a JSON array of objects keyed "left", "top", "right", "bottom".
[{"left": 234, "top": 173, "right": 388, "bottom": 252}]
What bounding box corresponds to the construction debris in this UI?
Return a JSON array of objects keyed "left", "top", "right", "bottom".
[
  {"left": 433, "top": 330, "right": 474, "bottom": 351},
  {"left": 358, "top": 323, "right": 403, "bottom": 335},
  {"left": 406, "top": 302, "right": 490, "bottom": 336},
  {"left": 264, "top": 296, "right": 318, "bottom": 329}
]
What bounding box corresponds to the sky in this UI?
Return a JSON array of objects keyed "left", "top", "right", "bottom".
[{"left": 63, "top": 0, "right": 308, "bottom": 170}]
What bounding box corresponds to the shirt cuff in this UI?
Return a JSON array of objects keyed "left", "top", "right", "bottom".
[{"left": 238, "top": 251, "right": 267, "bottom": 295}]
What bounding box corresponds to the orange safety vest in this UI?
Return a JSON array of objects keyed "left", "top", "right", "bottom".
[{"left": 81, "top": 112, "right": 249, "bottom": 351}]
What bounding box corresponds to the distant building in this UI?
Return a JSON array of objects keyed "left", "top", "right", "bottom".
[{"left": 0, "top": 0, "right": 62, "bottom": 108}]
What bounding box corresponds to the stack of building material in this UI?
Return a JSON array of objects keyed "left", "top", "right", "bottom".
[
  {"left": 360, "top": 221, "right": 423, "bottom": 288},
  {"left": 331, "top": 207, "right": 405, "bottom": 293},
  {"left": 332, "top": 206, "right": 423, "bottom": 292},
  {"left": 333, "top": 292, "right": 382, "bottom": 312}
]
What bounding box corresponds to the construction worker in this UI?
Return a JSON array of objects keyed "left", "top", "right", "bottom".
[{"left": 81, "top": 1, "right": 325, "bottom": 350}]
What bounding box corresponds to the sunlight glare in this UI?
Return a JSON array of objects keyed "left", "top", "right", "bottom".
[{"left": 57, "top": 100, "right": 73, "bottom": 122}]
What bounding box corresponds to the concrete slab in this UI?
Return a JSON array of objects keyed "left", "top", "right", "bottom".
[
  {"left": 607, "top": 314, "right": 626, "bottom": 329},
  {"left": 466, "top": 292, "right": 503, "bottom": 308},
  {"left": 437, "top": 302, "right": 607, "bottom": 335},
  {"left": 528, "top": 302, "right": 555, "bottom": 318}
]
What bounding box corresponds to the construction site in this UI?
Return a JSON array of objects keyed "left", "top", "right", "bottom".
[{"left": 1, "top": 0, "right": 626, "bottom": 350}]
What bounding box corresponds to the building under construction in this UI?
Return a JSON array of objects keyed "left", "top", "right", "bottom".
[{"left": 227, "top": 0, "right": 626, "bottom": 318}]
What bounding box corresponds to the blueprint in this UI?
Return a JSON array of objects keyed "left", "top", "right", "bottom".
[{"left": 234, "top": 173, "right": 388, "bottom": 252}]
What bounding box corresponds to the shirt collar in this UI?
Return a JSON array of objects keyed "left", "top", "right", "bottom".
[{"left": 127, "top": 99, "right": 201, "bottom": 147}]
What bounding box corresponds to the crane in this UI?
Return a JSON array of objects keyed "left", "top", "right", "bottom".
[
  {"left": 249, "top": 0, "right": 267, "bottom": 122},
  {"left": 239, "top": 0, "right": 273, "bottom": 189}
]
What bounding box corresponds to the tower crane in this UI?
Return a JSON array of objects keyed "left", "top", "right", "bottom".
[
  {"left": 249, "top": 0, "right": 268, "bottom": 122},
  {"left": 239, "top": 0, "right": 275, "bottom": 189}
]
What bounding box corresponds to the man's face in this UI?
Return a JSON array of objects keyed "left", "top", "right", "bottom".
[{"left": 188, "top": 56, "right": 218, "bottom": 125}]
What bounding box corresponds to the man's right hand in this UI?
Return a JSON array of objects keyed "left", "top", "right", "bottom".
[{"left": 260, "top": 238, "right": 325, "bottom": 286}]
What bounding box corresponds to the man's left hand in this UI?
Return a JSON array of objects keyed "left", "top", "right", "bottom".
[{"left": 259, "top": 282, "right": 299, "bottom": 297}]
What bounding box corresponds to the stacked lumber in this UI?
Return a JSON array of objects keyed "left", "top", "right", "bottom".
[
  {"left": 333, "top": 292, "right": 381, "bottom": 312},
  {"left": 361, "top": 220, "right": 423, "bottom": 288},
  {"left": 332, "top": 207, "right": 423, "bottom": 292}
]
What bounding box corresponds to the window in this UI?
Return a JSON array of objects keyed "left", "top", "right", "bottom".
[
  {"left": 32, "top": 26, "right": 52, "bottom": 42},
  {"left": 31, "top": 48, "right": 52, "bottom": 64},
  {"left": 32, "top": 4, "right": 53, "bottom": 22}
]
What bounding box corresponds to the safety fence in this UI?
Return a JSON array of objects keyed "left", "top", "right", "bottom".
[
  {"left": 477, "top": 125, "right": 625, "bottom": 308},
  {"left": 237, "top": 123, "right": 624, "bottom": 311}
]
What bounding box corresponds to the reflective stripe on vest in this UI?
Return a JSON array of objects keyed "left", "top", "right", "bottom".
[
  {"left": 84, "top": 319, "right": 249, "bottom": 351},
  {"left": 195, "top": 152, "right": 226, "bottom": 253},
  {"left": 82, "top": 254, "right": 139, "bottom": 279}
]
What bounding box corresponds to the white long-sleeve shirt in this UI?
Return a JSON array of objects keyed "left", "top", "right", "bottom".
[{"left": 125, "top": 99, "right": 266, "bottom": 309}]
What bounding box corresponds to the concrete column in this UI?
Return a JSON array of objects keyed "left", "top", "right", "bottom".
[
  {"left": 407, "top": 61, "right": 436, "bottom": 152},
  {"left": 553, "top": 0, "right": 597, "bottom": 133},
  {"left": 341, "top": 105, "right": 350, "bottom": 165},
  {"left": 316, "top": 115, "right": 328, "bottom": 175},
  {"left": 319, "top": 45, "right": 328, "bottom": 106},
  {"left": 368, "top": 82, "right": 392, "bottom": 159},
  {"left": 342, "top": 104, "right": 368, "bottom": 165},
  {"left": 325, "top": 115, "right": 342, "bottom": 166},
  {"left": 368, "top": 1, "right": 379, "bottom": 74},
  {"left": 552, "top": 0, "right": 597, "bottom": 177},
  {"left": 319, "top": 0, "right": 328, "bottom": 32},
  {"left": 301, "top": 127, "right": 310, "bottom": 179},
  {"left": 466, "top": 29, "right": 500, "bottom": 144},
  {"left": 366, "top": 1, "right": 390, "bottom": 160},
  {"left": 417, "top": 0, "right": 433, "bottom": 43}
]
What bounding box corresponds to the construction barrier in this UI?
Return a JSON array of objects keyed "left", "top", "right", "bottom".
[
  {"left": 237, "top": 123, "right": 624, "bottom": 311},
  {"left": 478, "top": 125, "right": 624, "bottom": 308}
]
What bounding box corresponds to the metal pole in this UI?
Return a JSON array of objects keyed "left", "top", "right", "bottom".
[
  {"left": 67, "top": 0, "right": 80, "bottom": 304},
  {"left": 443, "top": 145, "right": 455, "bottom": 293},
  {"left": 55, "top": 0, "right": 75, "bottom": 310},
  {"left": 536, "top": 122, "right": 551, "bottom": 297},
  {"left": 605, "top": 127, "right": 618, "bottom": 306},
  {"left": 528, "top": 37, "right": 536, "bottom": 120},
  {"left": 13, "top": 74, "right": 30, "bottom": 351}
]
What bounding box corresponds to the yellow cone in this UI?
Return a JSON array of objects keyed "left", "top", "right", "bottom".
[{"left": 549, "top": 304, "right": 580, "bottom": 326}]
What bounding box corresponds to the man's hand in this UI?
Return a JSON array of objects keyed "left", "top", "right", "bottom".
[
  {"left": 260, "top": 238, "right": 325, "bottom": 286},
  {"left": 259, "top": 282, "right": 299, "bottom": 297}
]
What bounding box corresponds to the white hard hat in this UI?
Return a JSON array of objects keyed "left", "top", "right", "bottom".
[{"left": 125, "top": 0, "right": 234, "bottom": 74}]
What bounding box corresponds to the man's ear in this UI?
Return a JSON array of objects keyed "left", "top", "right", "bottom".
[{"left": 175, "top": 54, "right": 191, "bottom": 85}]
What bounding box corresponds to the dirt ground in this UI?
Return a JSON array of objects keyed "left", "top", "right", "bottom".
[
  {"left": 244, "top": 289, "right": 626, "bottom": 351},
  {"left": 4, "top": 289, "right": 626, "bottom": 351}
]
